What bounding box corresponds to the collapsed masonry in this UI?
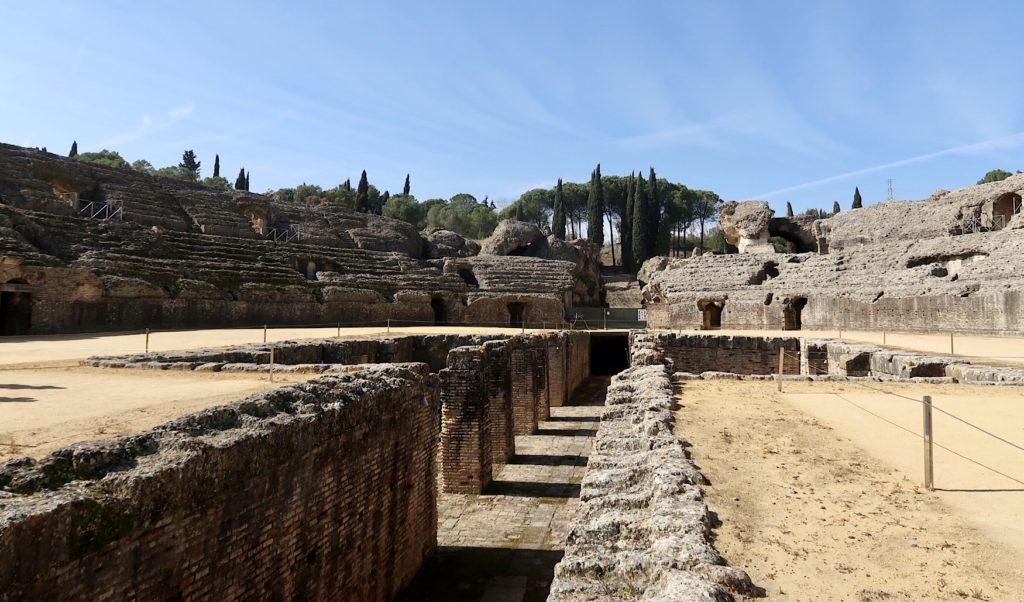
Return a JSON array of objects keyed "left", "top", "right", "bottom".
[
  {"left": 0, "top": 144, "right": 601, "bottom": 334},
  {"left": 643, "top": 175, "right": 1024, "bottom": 333}
]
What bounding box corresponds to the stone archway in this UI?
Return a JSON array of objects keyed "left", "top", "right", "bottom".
[
  {"left": 1, "top": 279, "right": 32, "bottom": 336},
  {"left": 507, "top": 302, "right": 525, "bottom": 328},
  {"left": 698, "top": 299, "right": 724, "bottom": 330},
  {"left": 784, "top": 297, "right": 808, "bottom": 330},
  {"left": 431, "top": 297, "right": 447, "bottom": 325},
  {"left": 992, "top": 192, "right": 1022, "bottom": 230}
]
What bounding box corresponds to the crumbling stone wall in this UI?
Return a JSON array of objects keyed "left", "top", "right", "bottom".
[
  {"left": 636, "top": 332, "right": 800, "bottom": 375},
  {"left": 0, "top": 365, "right": 440, "bottom": 601},
  {"left": 548, "top": 361, "right": 754, "bottom": 600}
]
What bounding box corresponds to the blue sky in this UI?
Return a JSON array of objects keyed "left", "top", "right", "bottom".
[{"left": 3, "top": 1, "right": 1024, "bottom": 214}]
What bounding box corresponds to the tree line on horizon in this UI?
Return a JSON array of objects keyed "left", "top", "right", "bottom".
[{"left": 69, "top": 142, "right": 250, "bottom": 191}]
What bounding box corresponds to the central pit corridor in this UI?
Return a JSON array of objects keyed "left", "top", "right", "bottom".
[{"left": 399, "top": 377, "right": 608, "bottom": 602}]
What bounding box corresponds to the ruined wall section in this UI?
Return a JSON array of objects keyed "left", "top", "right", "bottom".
[
  {"left": 642, "top": 226, "right": 1024, "bottom": 334},
  {"left": 548, "top": 360, "right": 754, "bottom": 600},
  {"left": 0, "top": 365, "right": 440, "bottom": 601},
  {"left": 633, "top": 333, "right": 800, "bottom": 375}
]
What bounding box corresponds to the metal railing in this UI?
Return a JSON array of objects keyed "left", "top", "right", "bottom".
[
  {"left": 78, "top": 198, "right": 123, "bottom": 221},
  {"left": 267, "top": 225, "right": 301, "bottom": 243}
]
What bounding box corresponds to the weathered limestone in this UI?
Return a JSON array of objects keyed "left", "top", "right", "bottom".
[
  {"left": 549, "top": 361, "right": 755, "bottom": 601},
  {"left": 0, "top": 146, "right": 589, "bottom": 335},
  {"left": 644, "top": 176, "right": 1024, "bottom": 334},
  {"left": 719, "top": 200, "right": 776, "bottom": 254}
]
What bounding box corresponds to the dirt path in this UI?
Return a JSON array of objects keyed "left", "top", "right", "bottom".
[{"left": 676, "top": 379, "right": 1024, "bottom": 601}]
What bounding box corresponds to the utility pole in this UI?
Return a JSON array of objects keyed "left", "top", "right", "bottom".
[{"left": 887, "top": 178, "right": 895, "bottom": 202}]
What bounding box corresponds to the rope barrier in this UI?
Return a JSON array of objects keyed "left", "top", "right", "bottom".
[{"left": 830, "top": 391, "right": 1024, "bottom": 487}]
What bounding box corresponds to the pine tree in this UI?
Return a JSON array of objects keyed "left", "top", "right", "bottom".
[
  {"left": 69, "top": 141, "right": 78, "bottom": 157},
  {"left": 586, "top": 164, "right": 605, "bottom": 245},
  {"left": 235, "top": 168, "right": 246, "bottom": 190},
  {"left": 180, "top": 150, "right": 201, "bottom": 178},
  {"left": 356, "top": 170, "right": 369, "bottom": 212},
  {"left": 786, "top": 201, "right": 794, "bottom": 218},
  {"left": 853, "top": 187, "right": 863, "bottom": 209},
  {"left": 833, "top": 201, "right": 841, "bottom": 214},
  {"left": 552, "top": 179, "right": 567, "bottom": 239},
  {"left": 646, "top": 168, "right": 659, "bottom": 259},
  {"left": 213, "top": 154, "right": 220, "bottom": 178},
  {"left": 403, "top": 174, "right": 410, "bottom": 196},
  {"left": 621, "top": 172, "right": 634, "bottom": 272},
  {"left": 632, "top": 175, "right": 649, "bottom": 269}
]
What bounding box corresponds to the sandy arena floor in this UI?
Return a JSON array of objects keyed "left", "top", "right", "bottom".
[
  {"left": 0, "top": 367, "right": 317, "bottom": 461},
  {"left": 677, "top": 379, "right": 1024, "bottom": 601}
]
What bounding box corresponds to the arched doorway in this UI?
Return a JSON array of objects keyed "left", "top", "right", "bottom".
[
  {"left": 431, "top": 297, "right": 447, "bottom": 325},
  {"left": 698, "top": 300, "right": 724, "bottom": 330},
  {"left": 784, "top": 297, "right": 807, "bottom": 330},
  {"left": 507, "top": 302, "right": 525, "bottom": 328},
  {"left": 992, "top": 192, "right": 1022, "bottom": 230},
  {"left": 1, "top": 279, "right": 32, "bottom": 336}
]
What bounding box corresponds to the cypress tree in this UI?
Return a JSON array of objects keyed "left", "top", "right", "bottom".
[
  {"left": 632, "top": 174, "right": 649, "bottom": 269},
  {"left": 356, "top": 170, "right": 369, "bottom": 212},
  {"left": 213, "top": 154, "right": 220, "bottom": 178},
  {"left": 621, "top": 172, "right": 634, "bottom": 272},
  {"left": 403, "top": 174, "right": 410, "bottom": 196},
  {"left": 69, "top": 141, "right": 78, "bottom": 157},
  {"left": 235, "top": 168, "right": 246, "bottom": 190},
  {"left": 382, "top": 190, "right": 390, "bottom": 205},
  {"left": 343, "top": 179, "right": 352, "bottom": 192},
  {"left": 552, "top": 178, "right": 567, "bottom": 239},
  {"left": 587, "top": 164, "right": 605, "bottom": 245},
  {"left": 180, "top": 150, "right": 201, "bottom": 178},
  {"left": 853, "top": 187, "right": 863, "bottom": 209},
  {"left": 646, "top": 168, "right": 659, "bottom": 258},
  {"left": 245, "top": 171, "right": 250, "bottom": 191},
  {"left": 786, "top": 201, "right": 794, "bottom": 218},
  {"left": 833, "top": 201, "right": 841, "bottom": 214}
]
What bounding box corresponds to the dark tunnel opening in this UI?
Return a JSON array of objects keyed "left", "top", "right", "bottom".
[{"left": 589, "top": 333, "right": 629, "bottom": 376}]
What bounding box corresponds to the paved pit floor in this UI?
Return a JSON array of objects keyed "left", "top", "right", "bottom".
[{"left": 398, "top": 377, "right": 607, "bottom": 602}]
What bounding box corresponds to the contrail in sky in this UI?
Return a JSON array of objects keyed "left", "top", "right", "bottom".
[{"left": 753, "top": 131, "right": 1024, "bottom": 199}]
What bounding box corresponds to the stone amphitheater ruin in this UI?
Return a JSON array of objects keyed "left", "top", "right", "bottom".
[{"left": 2, "top": 143, "right": 1024, "bottom": 600}]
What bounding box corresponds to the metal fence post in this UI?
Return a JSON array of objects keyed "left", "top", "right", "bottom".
[
  {"left": 949, "top": 332, "right": 954, "bottom": 355},
  {"left": 387, "top": 318, "right": 391, "bottom": 335},
  {"left": 923, "top": 395, "right": 934, "bottom": 490},
  {"left": 269, "top": 346, "right": 275, "bottom": 383},
  {"left": 145, "top": 328, "right": 150, "bottom": 354},
  {"left": 263, "top": 324, "right": 268, "bottom": 343}
]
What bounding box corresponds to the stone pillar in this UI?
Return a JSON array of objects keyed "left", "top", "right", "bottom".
[
  {"left": 483, "top": 340, "right": 515, "bottom": 464},
  {"left": 440, "top": 346, "right": 492, "bottom": 493},
  {"left": 547, "top": 333, "right": 567, "bottom": 408},
  {"left": 509, "top": 337, "right": 540, "bottom": 435}
]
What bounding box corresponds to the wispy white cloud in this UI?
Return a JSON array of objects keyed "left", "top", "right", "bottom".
[
  {"left": 89, "top": 101, "right": 195, "bottom": 150},
  {"left": 752, "top": 131, "right": 1024, "bottom": 199}
]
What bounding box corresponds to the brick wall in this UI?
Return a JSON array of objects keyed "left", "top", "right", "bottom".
[
  {"left": 645, "top": 333, "right": 800, "bottom": 375},
  {"left": 439, "top": 347, "right": 493, "bottom": 493},
  {"left": 482, "top": 340, "right": 515, "bottom": 465},
  {"left": 0, "top": 365, "right": 439, "bottom": 601}
]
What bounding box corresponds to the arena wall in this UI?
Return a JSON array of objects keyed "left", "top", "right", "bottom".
[{"left": 0, "top": 365, "right": 439, "bottom": 601}]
